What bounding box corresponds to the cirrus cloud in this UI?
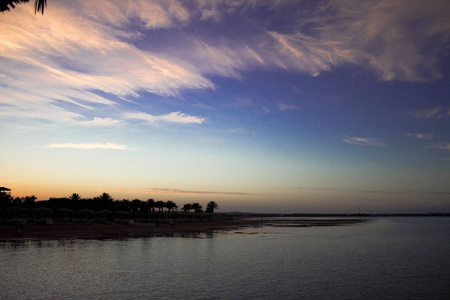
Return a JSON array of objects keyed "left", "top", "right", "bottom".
[
  {"left": 2, "top": 0, "right": 450, "bottom": 130},
  {"left": 407, "top": 108, "right": 450, "bottom": 119},
  {"left": 405, "top": 133, "right": 434, "bottom": 140},
  {"left": 124, "top": 111, "right": 205, "bottom": 124},
  {"left": 41, "top": 142, "right": 132, "bottom": 150},
  {"left": 78, "top": 118, "right": 123, "bottom": 126},
  {"left": 0, "top": 1, "right": 212, "bottom": 125},
  {"left": 111, "top": 187, "right": 257, "bottom": 195},
  {"left": 343, "top": 137, "right": 388, "bottom": 147},
  {"left": 435, "top": 143, "right": 450, "bottom": 150}
]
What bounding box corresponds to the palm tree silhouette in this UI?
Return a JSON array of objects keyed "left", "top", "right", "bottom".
[
  {"left": 147, "top": 199, "right": 156, "bottom": 214},
  {"left": 181, "top": 203, "right": 191, "bottom": 213},
  {"left": 1, "top": 0, "right": 46, "bottom": 14},
  {"left": 191, "top": 202, "right": 203, "bottom": 213},
  {"left": 131, "top": 199, "right": 142, "bottom": 217},
  {"left": 69, "top": 193, "right": 81, "bottom": 202},
  {"left": 99, "top": 193, "right": 113, "bottom": 202},
  {"left": 23, "top": 195, "right": 36, "bottom": 208},
  {"left": 205, "top": 201, "right": 219, "bottom": 214},
  {"left": 93, "top": 193, "right": 113, "bottom": 210},
  {"left": 155, "top": 200, "right": 165, "bottom": 213},
  {"left": 117, "top": 199, "right": 130, "bottom": 212},
  {"left": 165, "top": 200, "right": 178, "bottom": 212}
]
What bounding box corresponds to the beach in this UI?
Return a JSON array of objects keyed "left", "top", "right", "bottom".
[
  {"left": 0, "top": 218, "right": 372, "bottom": 242},
  {"left": 0, "top": 219, "right": 268, "bottom": 241}
]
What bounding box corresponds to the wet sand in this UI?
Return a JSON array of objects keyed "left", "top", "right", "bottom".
[
  {"left": 0, "top": 218, "right": 369, "bottom": 242},
  {"left": 0, "top": 219, "right": 268, "bottom": 241}
]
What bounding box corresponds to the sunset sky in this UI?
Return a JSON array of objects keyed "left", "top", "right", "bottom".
[{"left": 1, "top": 0, "right": 450, "bottom": 213}]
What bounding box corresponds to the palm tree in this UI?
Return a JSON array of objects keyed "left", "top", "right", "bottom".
[
  {"left": 11, "top": 196, "right": 23, "bottom": 206},
  {"left": 140, "top": 200, "right": 149, "bottom": 217},
  {"left": 131, "top": 199, "right": 142, "bottom": 216},
  {"left": 117, "top": 199, "right": 130, "bottom": 211},
  {"left": 205, "top": 201, "right": 219, "bottom": 214},
  {"left": 147, "top": 199, "right": 156, "bottom": 214},
  {"left": 69, "top": 193, "right": 81, "bottom": 202},
  {"left": 23, "top": 195, "right": 36, "bottom": 208},
  {"left": 181, "top": 203, "right": 191, "bottom": 213},
  {"left": 155, "top": 200, "right": 165, "bottom": 213},
  {"left": 191, "top": 202, "right": 203, "bottom": 213},
  {"left": 93, "top": 193, "right": 113, "bottom": 210},
  {"left": 1, "top": 0, "right": 46, "bottom": 14},
  {"left": 99, "top": 192, "right": 113, "bottom": 202},
  {"left": 165, "top": 200, "right": 178, "bottom": 212}
]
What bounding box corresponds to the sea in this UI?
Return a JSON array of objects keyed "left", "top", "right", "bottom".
[{"left": 1, "top": 217, "right": 449, "bottom": 300}]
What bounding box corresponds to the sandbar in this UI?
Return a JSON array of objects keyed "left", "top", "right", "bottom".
[
  {"left": 0, "top": 218, "right": 370, "bottom": 242},
  {"left": 0, "top": 219, "right": 268, "bottom": 241}
]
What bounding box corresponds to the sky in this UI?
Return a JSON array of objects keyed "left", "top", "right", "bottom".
[{"left": 1, "top": 0, "right": 450, "bottom": 213}]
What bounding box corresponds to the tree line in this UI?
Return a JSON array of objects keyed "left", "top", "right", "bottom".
[{"left": 0, "top": 192, "right": 219, "bottom": 217}]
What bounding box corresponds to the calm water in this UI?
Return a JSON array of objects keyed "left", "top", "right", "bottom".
[{"left": 1, "top": 217, "right": 449, "bottom": 299}]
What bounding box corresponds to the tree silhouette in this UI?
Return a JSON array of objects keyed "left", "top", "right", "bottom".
[
  {"left": 98, "top": 193, "right": 113, "bottom": 202},
  {"left": 205, "top": 201, "right": 219, "bottom": 214},
  {"left": 165, "top": 200, "right": 178, "bottom": 212},
  {"left": 0, "top": 0, "right": 46, "bottom": 14},
  {"left": 117, "top": 199, "right": 130, "bottom": 212},
  {"left": 155, "top": 200, "right": 165, "bottom": 213},
  {"left": 69, "top": 193, "right": 81, "bottom": 202},
  {"left": 131, "top": 199, "right": 142, "bottom": 217},
  {"left": 23, "top": 195, "right": 36, "bottom": 209},
  {"left": 181, "top": 203, "right": 191, "bottom": 213},
  {"left": 11, "top": 196, "right": 23, "bottom": 206},
  {"left": 147, "top": 198, "right": 156, "bottom": 214},
  {"left": 191, "top": 202, "right": 203, "bottom": 213},
  {"left": 92, "top": 193, "right": 114, "bottom": 210}
]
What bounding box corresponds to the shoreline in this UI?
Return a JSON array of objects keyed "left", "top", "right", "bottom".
[
  {"left": 0, "top": 219, "right": 268, "bottom": 242},
  {"left": 0, "top": 218, "right": 370, "bottom": 242}
]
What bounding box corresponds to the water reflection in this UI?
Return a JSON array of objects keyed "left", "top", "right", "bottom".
[{"left": 1, "top": 218, "right": 449, "bottom": 300}]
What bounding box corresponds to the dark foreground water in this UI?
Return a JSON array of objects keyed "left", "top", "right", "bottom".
[{"left": 1, "top": 217, "right": 449, "bottom": 299}]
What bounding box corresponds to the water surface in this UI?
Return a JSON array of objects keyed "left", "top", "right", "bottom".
[{"left": 1, "top": 217, "right": 449, "bottom": 299}]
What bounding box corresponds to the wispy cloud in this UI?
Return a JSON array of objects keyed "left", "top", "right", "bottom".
[
  {"left": 407, "top": 108, "right": 449, "bottom": 119},
  {"left": 296, "top": 186, "right": 450, "bottom": 195},
  {"left": 277, "top": 101, "right": 300, "bottom": 111},
  {"left": 124, "top": 111, "right": 204, "bottom": 124},
  {"left": 2, "top": 0, "right": 449, "bottom": 127},
  {"left": 405, "top": 133, "right": 433, "bottom": 140},
  {"left": 356, "top": 190, "right": 402, "bottom": 194},
  {"left": 294, "top": 187, "right": 350, "bottom": 192},
  {"left": 125, "top": 0, "right": 189, "bottom": 29},
  {"left": 173, "top": 0, "right": 450, "bottom": 84},
  {"left": 343, "top": 137, "right": 388, "bottom": 147},
  {"left": 357, "top": 189, "right": 450, "bottom": 195},
  {"left": 435, "top": 143, "right": 450, "bottom": 150},
  {"left": 241, "top": 0, "right": 450, "bottom": 82},
  {"left": 111, "top": 188, "right": 257, "bottom": 195},
  {"left": 78, "top": 118, "right": 123, "bottom": 126},
  {"left": 0, "top": 1, "right": 212, "bottom": 124},
  {"left": 41, "top": 142, "right": 132, "bottom": 150},
  {"left": 312, "top": 1, "right": 450, "bottom": 81}
]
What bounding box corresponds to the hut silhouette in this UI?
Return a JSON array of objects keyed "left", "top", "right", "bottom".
[
  {"left": 77, "top": 208, "right": 94, "bottom": 222},
  {"left": 95, "top": 209, "right": 113, "bottom": 223},
  {"left": 57, "top": 207, "right": 74, "bottom": 222},
  {"left": 33, "top": 207, "right": 53, "bottom": 224}
]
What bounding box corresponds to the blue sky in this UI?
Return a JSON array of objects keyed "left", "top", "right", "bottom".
[{"left": 1, "top": 0, "right": 450, "bottom": 213}]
